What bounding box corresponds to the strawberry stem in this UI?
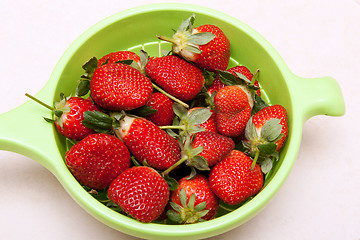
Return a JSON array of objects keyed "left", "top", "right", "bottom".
[
  {"left": 250, "top": 148, "right": 260, "bottom": 170},
  {"left": 162, "top": 155, "right": 189, "bottom": 177},
  {"left": 25, "top": 93, "right": 54, "bottom": 111},
  {"left": 219, "top": 203, "right": 235, "bottom": 212},
  {"left": 66, "top": 138, "right": 77, "bottom": 146},
  {"left": 159, "top": 125, "right": 186, "bottom": 130},
  {"left": 251, "top": 69, "right": 259, "bottom": 85},
  {"left": 157, "top": 35, "right": 177, "bottom": 45},
  {"left": 152, "top": 83, "right": 189, "bottom": 108}
]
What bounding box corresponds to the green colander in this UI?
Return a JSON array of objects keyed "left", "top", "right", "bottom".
[{"left": 0, "top": 3, "right": 345, "bottom": 240}]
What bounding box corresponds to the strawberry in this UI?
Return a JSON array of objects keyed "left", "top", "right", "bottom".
[
  {"left": 207, "top": 66, "right": 261, "bottom": 138},
  {"left": 188, "top": 107, "right": 217, "bottom": 133},
  {"left": 108, "top": 166, "right": 170, "bottom": 223},
  {"left": 209, "top": 150, "right": 263, "bottom": 205},
  {"left": 192, "top": 131, "right": 235, "bottom": 167},
  {"left": 167, "top": 174, "right": 218, "bottom": 223},
  {"left": 25, "top": 93, "right": 101, "bottom": 141},
  {"left": 242, "top": 105, "right": 288, "bottom": 173},
  {"left": 161, "top": 131, "right": 234, "bottom": 177},
  {"left": 90, "top": 62, "right": 153, "bottom": 111},
  {"left": 160, "top": 105, "right": 217, "bottom": 175},
  {"left": 114, "top": 115, "right": 181, "bottom": 170},
  {"left": 145, "top": 55, "right": 204, "bottom": 102},
  {"left": 97, "top": 50, "right": 141, "bottom": 67},
  {"left": 158, "top": 14, "right": 230, "bottom": 72},
  {"left": 214, "top": 85, "right": 253, "bottom": 138},
  {"left": 65, "top": 133, "right": 131, "bottom": 189},
  {"left": 248, "top": 104, "right": 288, "bottom": 151},
  {"left": 52, "top": 96, "right": 101, "bottom": 141},
  {"left": 144, "top": 92, "right": 175, "bottom": 126}
]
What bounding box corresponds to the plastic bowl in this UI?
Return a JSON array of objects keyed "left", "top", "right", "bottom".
[{"left": 0, "top": 3, "right": 345, "bottom": 240}]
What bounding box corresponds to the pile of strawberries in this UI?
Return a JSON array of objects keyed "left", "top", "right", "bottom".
[{"left": 27, "top": 14, "right": 288, "bottom": 224}]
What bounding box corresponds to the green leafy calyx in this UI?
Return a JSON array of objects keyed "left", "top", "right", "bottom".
[
  {"left": 157, "top": 14, "right": 215, "bottom": 56},
  {"left": 82, "top": 110, "right": 122, "bottom": 134},
  {"left": 167, "top": 188, "right": 209, "bottom": 224},
  {"left": 76, "top": 57, "right": 98, "bottom": 97},
  {"left": 243, "top": 117, "right": 284, "bottom": 173}
]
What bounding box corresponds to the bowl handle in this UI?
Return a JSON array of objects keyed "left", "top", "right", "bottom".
[
  {"left": 0, "top": 94, "right": 61, "bottom": 172},
  {"left": 290, "top": 75, "right": 345, "bottom": 122}
]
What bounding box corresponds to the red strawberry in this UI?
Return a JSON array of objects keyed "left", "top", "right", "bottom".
[
  {"left": 25, "top": 93, "right": 101, "bottom": 141},
  {"left": 161, "top": 130, "right": 234, "bottom": 175},
  {"left": 214, "top": 85, "right": 253, "bottom": 138},
  {"left": 145, "top": 92, "right": 175, "bottom": 126},
  {"left": 167, "top": 174, "right": 219, "bottom": 223},
  {"left": 145, "top": 55, "right": 204, "bottom": 102},
  {"left": 188, "top": 107, "right": 217, "bottom": 133},
  {"left": 97, "top": 50, "right": 141, "bottom": 67},
  {"left": 250, "top": 105, "right": 288, "bottom": 151},
  {"left": 159, "top": 106, "right": 220, "bottom": 174},
  {"left": 114, "top": 115, "right": 181, "bottom": 170},
  {"left": 108, "top": 166, "right": 170, "bottom": 223},
  {"left": 192, "top": 131, "right": 234, "bottom": 167},
  {"left": 158, "top": 14, "right": 230, "bottom": 72},
  {"left": 53, "top": 96, "right": 101, "bottom": 141},
  {"left": 209, "top": 150, "right": 263, "bottom": 205},
  {"left": 65, "top": 133, "right": 131, "bottom": 189},
  {"left": 243, "top": 105, "right": 288, "bottom": 172},
  {"left": 91, "top": 63, "right": 153, "bottom": 111}
]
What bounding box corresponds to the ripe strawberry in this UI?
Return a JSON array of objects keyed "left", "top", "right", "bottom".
[
  {"left": 97, "top": 50, "right": 141, "bottom": 67},
  {"left": 248, "top": 104, "right": 288, "bottom": 152},
  {"left": 209, "top": 150, "right": 263, "bottom": 205},
  {"left": 65, "top": 133, "right": 131, "bottom": 189},
  {"left": 158, "top": 14, "right": 230, "bottom": 72},
  {"left": 242, "top": 105, "right": 288, "bottom": 173},
  {"left": 188, "top": 107, "right": 217, "bottom": 133},
  {"left": 108, "top": 166, "right": 170, "bottom": 223},
  {"left": 91, "top": 62, "right": 153, "bottom": 111},
  {"left": 214, "top": 85, "right": 253, "bottom": 138},
  {"left": 167, "top": 174, "right": 219, "bottom": 223},
  {"left": 145, "top": 55, "right": 204, "bottom": 102},
  {"left": 144, "top": 92, "right": 175, "bottom": 126},
  {"left": 161, "top": 131, "right": 233, "bottom": 176},
  {"left": 114, "top": 115, "right": 181, "bottom": 170},
  {"left": 159, "top": 105, "right": 219, "bottom": 174},
  {"left": 25, "top": 93, "right": 101, "bottom": 141},
  {"left": 192, "top": 131, "right": 235, "bottom": 167},
  {"left": 53, "top": 96, "right": 101, "bottom": 141}
]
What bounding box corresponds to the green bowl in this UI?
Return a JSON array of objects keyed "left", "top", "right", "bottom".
[{"left": 0, "top": 3, "right": 345, "bottom": 240}]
